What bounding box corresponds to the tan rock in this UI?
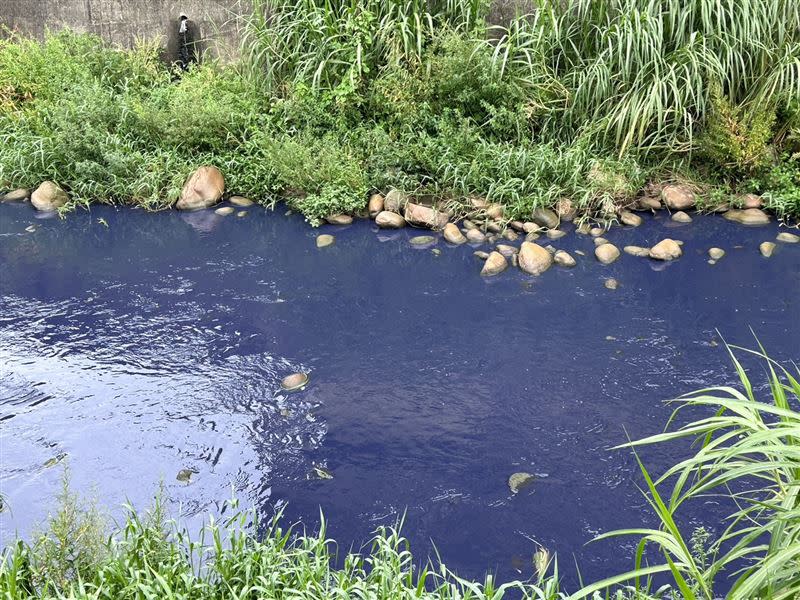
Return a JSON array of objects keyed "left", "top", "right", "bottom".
[
  {"left": 518, "top": 242, "right": 553, "bottom": 275},
  {"left": 473, "top": 251, "right": 489, "bottom": 260},
  {"left": 215, "top": 206, "right": 235, "bottom": 216},
  {"left": 462, "top": 219, "right": 478, "bottom": 230},
  {"left": 503, "top": 229, "right": 519, "bottom": 241},
  {"left": 495, "top": 244, "right": 517, "bottom": 258},
  {"left": 604, "top": 278, "right": 619, "bottom": 290},
  {"left": 620, "top": 211, "right": 642, "bottom": 227},
  {"left": 777, "top": 232, "right": 800, "bottom": 243},
  {"left": 466, "top": 228, "right": 486, "bottom": 244},
  {"left": 229, "top": 196, "right": 254, "bottom": 207},
  {"left": 760, "top": 242, "right": 776, "bottom": 257},
  {"left": 708, "top": 248, "right": 725, "bottom": 260},
  {"left": 531, "top": 208, "right": 559, "bottom": 229},
  {"left": 31, "top": 181, "right": 68, "bottom": 211},
  {"left": 595, "top": 243, "right": 620, "bottom": 265},
  {"left": 661, "top": 184, "right": 695, "bottom": 210},
  {"left": 368, "top": 193, "right": 384, "bottom": 217},
  {"left": 443, "top": 223, "right": 467, "bottom": 244},
  {"left": 594, "top": 237, "right": 609, "bottom": 246},
  {"left": 375, "top": 211, "right": 406, "bottom": 229},
  {"left": 546, "top": 229, "right": 566, "bottom": 240},
  {"left": 177, "top": 166, "right": 224, "bottom": 210},
  {"left": 556, "top": 198, "right": 576, "bottom": 221},
  {"left": 649, "top": 238, "right": 682, "bottom": 260},
  {"left": 316, "top": 234, "right": 335, "bottom": 248},
  {"left": 509, "top": 220, "right": 525, "bottom": 232},
  {"left": 554, "top": 250, "right": 576, "bottom": 267},
  {"left": 384, "top": 190, "right": 408, "bottom": 213},
  {"left": 2, "top": 188, "right": 29, "bottom": 202},
  {"left": 638, "top": 197, "right": 661, "bottom": 210},
  {"left": 326, "top": 214, "right": 353, "bottom": 225},
  {"left": 590, "top": 227, "right": 605, "bottom": 237},
  {"left": 671, "top": 211, "right": 692, "bottom": 223},
  {"left": 404, "top": 202, "right": 449, "bottom": 230},
  {"left": 723, "top": 208, "right": 770, "bottom": 225},
  {"left": 486, "top": 221, "right": 503, "bottom": 234},
  {"left": 575, "top": 222, "right": 591, "bottom": 235},
  {"left": 522, "top": 222, "right": 541, "bottom": 234},
  {"left": 740, "top": 193, "right": 763, "bottom": 209},
  {"left": 486, "top": 204, "right": 504, "bottom": 220},
  {"left": 481, "top": 251, "right": 508, "bottom": 276},
  {"left": 624, "top": 245, "right": 651, "bottom": 257}
]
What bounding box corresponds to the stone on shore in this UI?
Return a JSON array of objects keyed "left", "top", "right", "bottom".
[
  {"left": 518, "top": 242, "right": 553, "bottom": 275},
  {"left": 375, "top": 211, "right": 406, "bottom": 229},
  {"left": 739, "top": 193, "right": 763, "bottom": 209},
  {"left": 316, "top": 234, "right": 335, "bottom": 248},
  {"left": 177, "top": 166, "right": 225, "bottom": 210},
  {"left": 31, "top": 181, "right": 69, "bottom": 212},
  {"left": 671, "top": 211, "right": 692, "bottom": 223},
  {"left": 368, "top": 193, "right": 384, "bottom": 217},
  {"left": 522, "top": 222, "right": 541, "bottom": 234},
  {"left": 466, "top": 228, "right": 486, "bottom": 244},
  {"left": 595, "top": 243, "right": 620, "bottom": 265},
  {"left": 495, "top": 244, "right": 517, "bottom": 258},
  {"left": 554, "top": 250, "right": 576, "bottom": 267},
  {"left": 624, "top": 245, "right": 650, "bottom": 257},
  {"left": 443, "top": 223, "right": 467, "bottom": 244},
  {"left": 661, "top": 184, "right": 695, "bottom": 210},
  {"left": 2, "top": 188, "right": 29, "bottom": 202},
  {"left": 556, "top": 198, "right": 576, "bottom": 221},
  {"left": 723, "top": 208, "right": 770, "bottom": 225},
  {"left": 649, "top": 238, "right": 682, "bottom": 260},
  {"left": 481, "top": 251, "right": 508, "bottom": 276},
  {"left": 229, "top": 196, "right": 254, "bottom": 207},
  {"left": 326, "top": 214, "right": 353, "bottom": 225},
  {"left": 638, "top": 197, "right": 661, "bottom": 210},
  {"left": 531, "top": 208, "right": 559, "bottom": 230},
  {"left": 776, "top": 232, "right": 799, "bottom": 243},
  {"left": 759, "top": 242, "right": 776, "bottom": 257},
  {"left": 215, "top": 206, "right": 235, "bottom": 216},
  {"left": 708, "top": 248, "right": 725, "bottom": 260},
  {"left": 404, "top": 202, "right": 449, "bottom": 230},
  {"left": 486, "top": 204, "right": 504, "bottom": 220},
  {"left": 384, "top": 189, "right": 408, "bottom": 213},
  {"left": 620, "top": 211, "right": 642, "bottom": 227}
]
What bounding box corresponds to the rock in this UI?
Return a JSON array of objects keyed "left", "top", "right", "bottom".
[
  {"left": 508, "top": 472, "right": 535, "bottom": 495},
  {"left": 474, "top": 251, "right": 490, "bottom": 260},
  {"left": 375, "top": 211, "right": 406, "bottom": 229},
  {"left": 237, "top": 210, "right": 248, "bottom": 217},
  {"left": 546, "top": 229, "right": 566, "bottom": 240},
  {"left": 661, "top": 184, "right": 695, "bottom": 210},
  {"left": 525, "top": 232, "right": 540, "bottom": 242},
  {"left": 671, "top": 211, "right": 692, "bottom": 223},
  {"left": 281, "top": 372, "right": 309, "bottom": 391},
  {"left": 441, "top": 223, "right": 465, "bottom": 244},
  {"left": 326, "top": 214, "right": 353, "bottom": 225},
  {"left": 495, "top": 244, "right": 517, "bottom": 258},
  {"left": 404, "top": 203, "right": 449, "bottom": 230},
  {"left": 544, "top": 245, "right": 556, "bottom": 254},
  {"left": 589, "top": 227, "right": 605, "bottom": 237},
  {"left": 604, "top": 278, "right": 619, "bottom": 290},
  {"left": 486, "top": 221, "right": 503, "bottom": 234},
  {"left": 776, "top": 232, "right": 799, "bottom": 243},
  {"left": 410, "top": 235, "right": 437, "bottom": 247},
  {"left": 384, "top": 189, "right": 408, "bottom": 213},
  {"left": 709, "top": 247, "right": 725, "bottom": 260},
  {"left": 177, "top": 166, "right": 225, "bottom": 210},
  {"left": 509, "top": 220, "right": 525, "bottom": 232},
  {"left": 431, "top": 248, "right": 441, "bottom": 256},
  {"left": 316, "top": 234, "right": 335, "bottom": 248},
  {"left": 368, "top": 193, "right": 384, "bottom": 217},
  {"left": 595, "top": 243, "right": 620, "bottom": 265},
  {"left": 481, "top": 251, "right": 508, "bottom": 276},
  {"left": 554, "top": 250, "right": 576, "bottom": 267},
  {"left": 532, "top": 208, "right": 559, "bottom": 229},
  {"left": 638, "top": 197, "right": 661, "bottom": 210},
  {"left": 712, "top": 203, "right": 730, "bottom": 213},
  {"left": 503, "top": 229, "right": 519, "bottom": 241},
  {"left": 619, "top": 211, "right": 642, "bottom": 227},
  {"left": 215, "top": 206, "right": 235, "bottom": 216},
  {"left": 486, "top": 204, "right": 504, "bottom": 220},
  {"left": 176, "top": 469, "right": 194, "bottom": 483},
  {"left": 462, "top": 219, "right": 478, "bottom": 230},
  {"left": 624, "top": 246, "right": 651, "bottom": 257},
  {"left": 469, "top": 196, "right": 488, "bottom": 209},
  {"left": 2, "top": 188, "right": 29, "bottom": 202},
  {"left": 518, "top": 242, "right": 553, "bottom": 275},
  {"left": 575, "top": 222, "right": 591, "bottom": 235},
  {"left": 522, "top": 222, "right": 541, "bottom": 234},
  {"left": 466, "top": 228, "right": 486, "bottom": 244},
  {"left": 556, "top": 198, "right": 576, "bottom": 221},
  {"left": 760, "top": 242, "right": 776, "bottom": 257},
  {"left": 723, "top": 208, "right": 770, "bottom": 226},
  {"left": 31, "top": 181, "right": 68, "bottom": 211},
  {"left": 649, "top": 238, "right": 682, "bottom": 260},
  {"left": 739, "top": 193, "right": 763, "bottom": 209},
  {"left": 593, "top": 237, "right": 609, "bottom": 246},
  {"left": 312, "top": 465, "right": 334, "bottom": 480},
  {"left": 229, "top": 195, "right": 254, "bottom": 207}
]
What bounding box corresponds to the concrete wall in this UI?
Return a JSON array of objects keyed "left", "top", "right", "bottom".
[{"left": 0, "top": 0, "right": 247, "bottom": 62}]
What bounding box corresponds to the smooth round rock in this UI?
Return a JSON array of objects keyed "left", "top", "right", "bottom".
[
  {"left": 229, "top": 196, "right": 254, "bottom": 207},
  {"left": 409, "top": 235, "right": 437, "bottom": 248},
  {"left": 661, "top": 184, "right": 695, "bottom": 210},
  {"left": 508, "top": 472, "right": 536, "bottom": 495},
  {"left": 316, "top": 234, "right": 335, "bottom": 248},
  {"left": 595, "top": 243, "right": 620, "bottom": 265},
  {"left": 368, "top": 193, "right": 384, "bottom": 217},
  {"left": 624, "top": 245, "right": 651, "bottom": 257},
  {"left": 619, "top": 211, "right": 642, "bottom": 227},
  {"left": 776, "top": 232, "right": 799, "bottom": 243},
  {"left": 546, "top": 229, "right": 566, "bottom": 240},
  {"left": 593, "top": 237, "right": 609, "bottom": 246},
  {"left": 554, "top": 250, "right": 576, "bottom": 267},
  {"left": 443, "top": 222, "right": 467, "bottom": 245},
  {"left": 31, "top": 181, "right": 68, "bottom": 212},
  {"left": 671, "top": 211, "right": 692, "bottom": 223},
  {"left": 760, "top": 242, "right": 776, "bottom": 257},
  {"left": 466, "top": 228, "right": 486, "bottom": 244},
  {"left": 481, "top": 251, "right": 508, "bottom": 276},
  {"left": 649, "top": 239, "right": 682, "bottom": 260},
  {"left": 604, "top": 278, "right": 619, "bottom": 290},
  {"left": 638, "top": 197, "right": 661, "bottom": 210},
  {"left": 177, "top": 166, "right": 224, "bottom": 210},
  {"left": 723, "top": 208, "right": 770, "bottom": 226},
  {"left": 375, "top": 211, "right": 406, "bottom": 229},
  {"left": 215, "top": 206, "right": 235, "bottom": 216},
  {"left": 486, "top": 204, "right": 504, "bottom": 220},
  {"left": 495, "top": 244, "right": 517, "bottom": 258},
  {"left": 522, "top": 222, "right": 541, "bottom": 234},
  {"left": 503, "top": 229, "right": 519, "bottom": 241},
  {"left": 326, "top": 214, "right": 353, "bottom": 226},
  {"left": 518, "top": 242, "right": 553, "bottom": 275},
  {"left": 589, "top": 227, "right": 605, "bottom": 237},
  {"left": 739, "top": 193, "right": 763, "bottom": 209},
  {"left": 531, "top": 208, "right": 559, "bottom": 230},
  {"left": 281, "top": 373, "right": 309, "bottom": 391},
  {"left": 708, "top": 247, "right": 725, "bottom": 260},
  {"left": 2, "top": 188, "right": 29, "bottom": 202}
]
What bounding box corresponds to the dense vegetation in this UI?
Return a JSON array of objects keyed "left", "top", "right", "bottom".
[
  {"left": 0, "top": 0, "right": 799, "bottom": 223},
  {"left": 2, "top": 345, "right": 799, "bottom": 599}
]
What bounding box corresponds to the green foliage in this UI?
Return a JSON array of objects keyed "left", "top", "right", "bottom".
[{"left": 746, "top": 154, "right": 800, "bottom": 219}]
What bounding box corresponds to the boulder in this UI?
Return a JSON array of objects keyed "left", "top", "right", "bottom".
[
  {"left": 368, "top": 193, "right": 384, "bottom": 217},
  {"left": 554, "top": 250, "right": 576, "bottom": 267},
  {"left": 619, "top": 211, "right": 642, "bottom": 227},
  {"left": 671, "top": 211, "right": 692, "bottom": 223},
  {"left": 177, "top": 166, "right": 225, "bottom": 210},
  {"left": 443, "top": 223, "right": 467, "bottom": 244},
  {"left": 384, "top": 190, "right": 408, "bottom": 213},
  {"left": 518, "top": 242, "right": 553, "bottom": 275},
  {"left": 708, "top": 248, "right": 725, "bottom": 260},
  {"left": 2, "top": 188, "right": 29, "bottom": 202},
  {"left": 229, "top": 196, "right": 254, "bottom": 207},
  {"left": 375, "top": 211, "right": 406, "bottom": 228},
  {"left": 649, "top": 238, "right": 682, "bottom": 260},
  {"left": 326, "top": 214, "right": 353, "bottom": 225},
  {"left": 759, "top": 241, "right": 776, "bottom": 257},
  {"left": 481, "top": 251, "right": 508, "bottom": 276},
  {"left": 531, "top": 208, "right": 559, "bottom": 229},
  {"left": 723, "top": 208, "right": 770, "bottom": 225},
  {"left": 661, "top": 184, "right": 695, "bottom": 210},
  {"left": 404, "top": 202, "right": 449, "bottom": 230},
  {"left": 316, "top": 234, "right": 335, "bottom": 248},
  {"left": 624, "top": 245, "right": 651, "bottom": 257},
  {"left": 31, "top": 181, "right": 68, "bottom": 211},
  {"left": 776, "top": 232, "right": 799, "bottom": 244},
  {"left": 595, "top": 243, "right": 620, "bottom": 265}
]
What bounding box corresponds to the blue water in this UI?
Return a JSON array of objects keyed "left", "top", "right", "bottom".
[{"left": 1, "top": 201, "right": 798, "bottom": 590}]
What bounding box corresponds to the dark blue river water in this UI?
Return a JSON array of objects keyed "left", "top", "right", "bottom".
[{"left": 1, "top": 201, "right": 798, "bottom": 590}]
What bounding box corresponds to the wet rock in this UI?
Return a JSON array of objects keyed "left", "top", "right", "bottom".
[
  {"left": 776, "top": 232, "right": 800, "bottom": 244},
  {"left": 532, "top": 208, "right": 559, "bottom": 229},
  {"left": 2, "top": 188, "right": 29, "bottom": 202},
  {"left": 554, "top": 250, "right": 576, "bottom": 267},
  {"left": 31, "top": 181, "right": 68, "bottom": 211},
  {"left": 589, "top": 227, "right": 605, "bottom": 237},
  {"left": 486, "top": 204, "right": 504, "bottom": 220},
  {"left": 522, "top": 222, "right": 541, "bottom": 234},
  {"left": 177, "top": 166, "right": 225, "bottom": 210},
  {"left": 486, "top": 234, "right": 498, "bottom": 244},
  {"left": 311, "top": 465, "right": 334, "bottom": 480},
  {"left": 281, "top": 372, "right": 309, "bottom": 391},
  {"left": 574, "top": 249, "right": 586, "bottom": 256},
  {"left": 525, "top": 232, "right": 540, "bottom": 242},
  {"left": 431, "top": 248, "right": 441, "bottom": 256},
  {"left": 760, "top": 242, "right": 776, "bottom": 257},
  {"left": 619, "top": 211, "right": 642, "bottom": 227},
  {"left": 375, "top": 211, "right": 406, "bottom": 229},
  {"left": 503, "top": 229, "right": 519, "bottom": 241},
  {"left": 661, "top": 184, "right": 695, "bottom": 210},
  {"left": 486, "top": 221, "right": 503, "bottom": 234},
  {"left": 709, "top": 247, "right": 725, "bottom": 260},
  {"left": 326, "top": 214, "right": 353, "bottom": 225},
  {"left": 404, "top": 202, "right": 449, "bottom": 230},
  {"left": 473, "top": 250, "right": 489, "bottom": 260},
  {"left": 511, "top": 254, "right": 518, "bottom": 267},
  {"left": 712, "top": 203, "right": 730, "bottom": 213},
  {"left": 723, "top": 208, "right": 770, "bottom": 225},
  {"left": 671, "top": 211, "right": 692, "bottom": 223},
  {"left": 462, "top": 219, "right": 478, "bottom": 230},
  {"left": 593, "top": 237, "right": 609, "bottom": 246},
  {"left": 546, "top": 229, "right": 566, "bottom": 240},
  {"left": 649, "top": 238, "right": 682, "bottom": 260},
  {"left": 595, "top": 243, "right": 620, "bottom": 265},
  {"left": 368, "top": 193, "right": 384, "bottom": 217},
  {"left": 481, "top": 251, "right": 508, "bottom": 276},
  {"left": 237, "top": 210, "right": 248, "bottom": 217},
  {"left": 509, "top": 220, "right": 525, "bottom": 232},
  {"left": 518, "top": 242, "right": 553, "bottom": 275},
  {"left": 556, "top": 198, "right": 576, "bottom": 221},
  {"left": 495, "top": 244, "right": 517, "bottom": 258},
  {"left": 384, "top": 189, "right": 408, "bottom": 213},
  {"left": 604, "top": 278, "right": 619, "bottom": 290},
  {"left": 638, "top": 197, "right": 661, "bottom": 210},
  {"left": 624, "top": 245, "right": 650, "bottom": 257},
  {"left": 176, "top": 469, "right": 194, "bottom": 483},
  {"left": 410, "top": 235, "right": 437, "bottom": 247},
  {"left": 215, "top": 206, "right": 235, "bottom": 216},
  {"left": 739, "top": 193, "right": 763, "bottom": 209},
  {"left": 508, "top": 472, "right": 535, "bottom": 495},
  {"left": 229, "top": 195, "right": 254, "bottom": 207},
  {"left": 316, "top": 234, "right": 335, "bottom": 248},
  {"left": 466, "top": 228, "right": 486, "bottom": 244},
  {"left": 443, "top": 223, "right": 467, "bottom": 244},
  {"left": 544, "top": 245, "right": 556, "bottom": 254}
]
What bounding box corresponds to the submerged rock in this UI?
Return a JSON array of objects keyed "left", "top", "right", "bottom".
[
  {"left": 368, "top": 193, "right": 384, "bottom": 217},
  {"left": 604, "top": 278, "right": 619, "bottom": 290},
  {"left": 215, "top": 206, "right": 235, "bottom": 216},
  {"left": 593, "top": 237, "right": 609, "bottom": 246},
  {"left": 638, "top": 197, "right": 661, "bottom": 210},
  {"left": 326, "top": 214, "right": 353, "bottom": 225},
  {"left": 177, "top": 166, "right": 225, "bottom": 210},
  {"left": 443, "top": 223, "right": 467, "bottom": 244},
  {"left": 404, "top": 203, "right": 449, "bottom": 230},
  {"left": 624, "top": 245, "right": 651, "bottom": 257},
  {"left": 31, "top": 181, "right": 68, "bottom": 212},
  {"left": 473, "top": 250, "right": 490, "bottom": 260},
  {"left": 776, "top": 232, "right": 800, "bottom": 244},
  {"left": 649, "top": 238, "right": 682, "bottom": 260},
  {"left": 281, "top": 372, "right": 309, "bottom": 391},
  {"left": 760, "top": 242, "right": 776, "bottom": 257},
  {"left": 229, "top": 195, "right": 254, "bottom": 207},
  {"left": 661, "top": 184, "right": 695, "bottom": 210},
  {"left": 671, "top": 211, "right": 692, "bottom": 223},
  {"left": 176, "top": 469, "right": 194, "bottom": 483},
  {"left": 316, "top": 234, "right": 335, "bottom": 248},
  {"left": 237, "top": 210, "right": 248, "bottom": 217},
  {"left": 595, "top": 243, "right": 620, "bottom": 265},
  {"left": 311, "top": 465, "right": 334, "bottom": 480},
  {"left": 508, "top": 472, "right": 536, "bottom": 495},
  {"left": 409, "top": 235, "right": 437, "bottom": 247},
  {"left": 723, "top": 208, "right": 770, "bottom": 226},
  {"left": 495, "top": 244, "right": 517, "bottom": 258},
  {"left": 518, "top": 242, "right": 553, "bottom": 275},
  {"left": 554, "top": 250, "right": 576, "bottom": 267},
  {"left": 375, "top": 211, "right": 406, "bottom": 229},
  {"left": 708, "top": 247, "right": 725, "bottom": 260},
  {"left": 531, "top": 208, "right": 559, "bottom": 229},
  {"left": 619, "top": 211, "right": 642, "bottom": 227},
  {"left": 2, "top": 188, "right": 29, "bottom": 202},
  {"left": 481, "top": 251, "right": 508, "bottom": 276}
]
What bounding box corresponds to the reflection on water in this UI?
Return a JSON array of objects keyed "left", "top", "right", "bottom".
[{"left": 0, "top": 201, "right": 798, "bottom": 589}]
